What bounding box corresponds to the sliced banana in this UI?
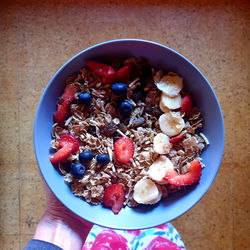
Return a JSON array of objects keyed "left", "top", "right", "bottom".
[
  {"left": 133, "top": 178, "right": 162, "bottom": 205},
  {"left": 153, "top": 133, "right": 172, "bottom": 154},
  {"left": 156, "top": 73, "right": 183, "bottom": 97},
  {"left": 159, "top": 100, "right": 170, "bottom": 113},
  {"left": 159, "top": 112, "right": 185, "bottom": 136},
  {"left": 148, "top": 155, "right": 174, "bottom": 184},
  {"left": 160, "top": 93, "right": 181, "bottom": 110}
]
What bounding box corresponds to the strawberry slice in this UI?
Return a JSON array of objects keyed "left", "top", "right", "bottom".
[
  {"left": 114, "top": 65, "right": 131, "bottom": 82},
  {"left": 61, "top": 84, "right": 75, "bottom": 102},
  {"left": 59, "top": 134, "right": 80, "bottom": 151},
  {"left": 53, "top": 84, "right": 75, "bottom": 123},
  {"left": 163, "top": 161, "right": 202, "bottom": 186},
  {"left": 103, "top": 184, "right": 125, "bottom": 214},
  {"left": 53, "top": 100, "right": 70, "bottom": 123},
  {"left": 169, "top": 134, "right": 184, "bottom": 143},
  {"left": 86, "top": 61, "right": 115, "bottom": 84},
  {"left": 50, "top": 134, "right": 79, "bottom": 164},
  {"left": 181, "top": 94, "right": 193, "bottom": 113},
  {"left": 114, "top": 137, "right": 134, "bottom": 163},
  {"left": 49, "top": 144, "right": 74, "bottom": 164}
]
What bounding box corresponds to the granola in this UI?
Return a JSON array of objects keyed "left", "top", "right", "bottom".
[{"left": 50, "top": 57, "right": 208, "bottom": 212}]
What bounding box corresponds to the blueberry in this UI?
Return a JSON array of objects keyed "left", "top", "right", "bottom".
[
  {"left": 71, "top": 163, "right": 86, "bottom": 178},
  {"left": 96, "top": 154, "right": 110, "bottom": 165},
  {"left": 79, "top": 93, "right": 92, "bottom": 104},
  {"left": 112, "top": 83, "right": 128, "bottom": 96},
  {"left": 79, "top": 151, "right": 93, "bottom": 163},
  {"left": 118, "top": 101, "right": 133, "bottom": 116}
]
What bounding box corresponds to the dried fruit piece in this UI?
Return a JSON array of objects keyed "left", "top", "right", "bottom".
[
  {"left": 100, "top": 122, "right": 118, "bottom": 136},
  {"left": 87, "top": 126, "right": 97, "bottom": 136}
]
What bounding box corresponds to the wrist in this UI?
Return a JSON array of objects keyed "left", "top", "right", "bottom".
[{"left": 33, "top": 211, "right": 92, "bottom": 250}]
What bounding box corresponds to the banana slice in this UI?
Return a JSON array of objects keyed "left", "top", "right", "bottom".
[
  {"left": 156, "top": 73, "right": 183, "bottom": 97},
  {"left": 159, "top": 100, "right": 170, "bottom": 113},
  {"left": 153, "top": 133, "right": 172, "bottom": 154},
  {"left": 160, "top": 93, "right": 181, "bottom": 110},
  {"left": 133, "top": 178, "right": 162, "bottom": 205},
  {"left": 148, "top": 155, "right": 174, "bottom": 184},
  {"left": 159, "top": 112, "right": 185, "bottom": 136}
]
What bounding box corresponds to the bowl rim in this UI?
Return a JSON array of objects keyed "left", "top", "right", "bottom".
[{"left": 33, "top": 39, "right": 225, "bottom": 229}]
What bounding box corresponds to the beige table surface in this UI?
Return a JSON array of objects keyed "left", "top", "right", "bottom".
[{"left": 0, "top": 0, "right": 249, "bottom": 249}]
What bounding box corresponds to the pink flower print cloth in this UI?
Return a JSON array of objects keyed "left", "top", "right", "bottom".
[{"left": 82, "top": 223, "right": 186, "bottom": 250}]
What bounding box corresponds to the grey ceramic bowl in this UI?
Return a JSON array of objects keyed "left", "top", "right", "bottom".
[{"left": 33, "top": 39, "right": 225, "bottom": 230}]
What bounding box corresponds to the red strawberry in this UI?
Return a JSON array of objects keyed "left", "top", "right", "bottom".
[
  {"left": 181, "top": 94, "right": 193, "bottom": 113},
  {"left": 114, "top": 137, "right": 134, "bottom": 163},
  {"left": 103, "top": 184, "right": 125, "bottom": 214},
  {"left": 59, "top": 134, "right": 80, "bottom": 151},
  {"left": 86, "top": 61, "right": 115, "bottom": 84},
  {"left": 50, "top": 134, "right": 79, "bottom": 164},
  {"left": 169, "top": 134, "right": 184, "bottom": 143},
  {"left": 61, "top": 84, "right": 75, "bottom": 102},
  {"left": 53, "top": 100, "right": 70, "bottom": 123},
  {"left": 163, "top": 161, "right": 202, "bottom": 186},
  {"left": 49, "top": 144, "right": 74, "bottom": 164},
  {"left": 114, "top": 65, "right": 131, "bottom": 82},
  {"left": 53, "top": 84, "right": 75, "bottom": 123}
]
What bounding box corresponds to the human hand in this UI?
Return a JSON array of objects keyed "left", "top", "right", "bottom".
[{"left": 33, "top": 179, "right": 93, "bottom": 250}]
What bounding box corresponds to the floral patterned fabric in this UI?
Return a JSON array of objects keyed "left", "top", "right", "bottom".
[{"left": 82, "top": 223, "right": 186, "bottom": 250}]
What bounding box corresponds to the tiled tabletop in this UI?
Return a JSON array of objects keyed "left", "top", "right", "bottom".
[{"left": 0, "top": 1, "right": 249, "bottom": 249}]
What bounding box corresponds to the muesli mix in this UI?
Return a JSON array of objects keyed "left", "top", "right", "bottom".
[{"left": 49, "top": 57, "right": 209, "bottom": 214}]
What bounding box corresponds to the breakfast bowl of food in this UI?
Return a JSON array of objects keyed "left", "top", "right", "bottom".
[{"left": 33, "top": 39, "right": 224, "bottom": 230}]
